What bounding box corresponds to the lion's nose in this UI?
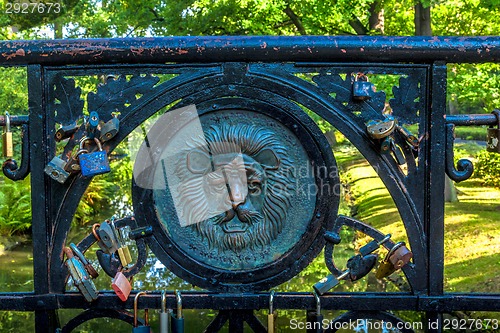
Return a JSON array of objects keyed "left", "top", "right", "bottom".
[{"left": 228, "top": 177, "right": 247, "bottom": 209}]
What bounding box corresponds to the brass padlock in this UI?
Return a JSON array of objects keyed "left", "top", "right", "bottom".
[
  {"left": 353, "top": 73, "right": 375, "bottom": 101},
  {"left": 486, "top": 110, "right": 500, "bottom": 153},
  {"left": 366, "top": 115, "right": 397, "bottom": 140},
  {"left": 2, "top": 111, "right": 14, "bottom": 158}
]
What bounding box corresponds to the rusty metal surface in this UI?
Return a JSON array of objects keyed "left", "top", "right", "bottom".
[{"left": 0, "top": 36, "right": 499, "bottom": 65}]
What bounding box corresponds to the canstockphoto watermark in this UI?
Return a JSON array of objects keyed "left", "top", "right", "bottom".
[{"left": 289, "top": 318, "right": 424, "bottom": 331}]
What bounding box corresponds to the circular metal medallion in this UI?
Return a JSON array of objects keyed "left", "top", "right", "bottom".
[{"left": 132, "top": 99, "right": 339, "bottom": 292}]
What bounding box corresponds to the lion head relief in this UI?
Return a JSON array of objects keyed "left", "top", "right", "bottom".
[{"left": 174, "top": 124, "right": 295, "bottom": 252}]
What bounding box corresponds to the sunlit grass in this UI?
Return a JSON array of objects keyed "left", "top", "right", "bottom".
[{"left": 338, "top": 145, "right": 500, "bottom": 295}]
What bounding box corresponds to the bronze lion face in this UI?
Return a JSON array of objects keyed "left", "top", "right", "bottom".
[{"left": 175, "top": 124, "right": 295, "bottom": 252}]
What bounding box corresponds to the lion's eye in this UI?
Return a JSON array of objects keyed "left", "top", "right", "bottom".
[{"left": 248, "top": 180, "right": 261, "bottom": 195}]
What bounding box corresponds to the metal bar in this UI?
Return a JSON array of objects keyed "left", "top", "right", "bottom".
[
  {"left": 28, "top": 64, "right": 59, "bottom": 333},
  {"left": 445, "top": 114, "right": 498, "bottom": 126},
  {"left": 427, "top": 62, "right": 447, "bottom": 297},
  {"left": 0, "top": 292, "right": 498, "bottom": 311},
  {"left": 0, "top": 115, "right": 29, "bottom": 126},
  {"left": 1, "top": 36, "right": 500, "bottom": 66}
]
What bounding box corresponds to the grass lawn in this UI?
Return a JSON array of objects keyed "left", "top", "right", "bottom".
[{"left": 337, "top": 144, "right": 500, "bottom": 294}]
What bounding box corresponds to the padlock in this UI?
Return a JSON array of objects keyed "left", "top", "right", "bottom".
[
  {"left": 55, "top": 121, "right": 79, "bottom": 142},
  {"left": 366, "top": 115, "right": 397, "bottom": 140},
  {"left": 313, "top": 270, "right": 350, "bottom": 295},
  {"left": 346, "top": 253, "right": 378, "bottom": 281},
  {"left": 388, "top": 242, "right": 413, "bottom": 269},
  {"left": 96, "top": 221, "right": 119, "bottom": 254},
  {"left": 397, "top": 125, "right": 419, "bottom": 149},
  {"left": 44, "top": 156, "right": 71, "bottom": 184},
  {"left": 171, "top": 291, "right": 184, "bottom": 333},
  {"left": 133, "top": 291, "right": 151, "bottom": 333},
  {"left": 268, "top": 290, "right": 277, "bottom": 333},
  {"left": 69, "top": 243, "right": 99, "bottom": 279},
  {"left": 111, "top": 220, "right": 132, "bottom": 267},
  {"left": 112, "top": 270, "right": 132, "bottom": 302},
  {"left": 96, "top": 249, "right": 122, "bottom": 277},
  {"left": 87, "top": 111, "right": 100, "bottom": 140},
  {"left": 2, "top": 111, "right": 13, "bottom": 158},
  {"left": 99, "top": 116, "right": 120, "bottom": 142},
  {"left": 358, "top": 234, "right": 391, "bottom": 256},
  {"left": 63, "top": 247, "right": 98, "bottom": 302},
  {"left": 486, "top": 110, "right": 500, "bottom": 153},
  {"left": 78, "top": 137, "right": 111, "bottom": 177},
  {"left": 160, "top": 291, "right": 172, "bottom": 333},
  {"left": 352, "top": 73, "right": 375, "bottom": 101},
  {"left": 375, "top": 242, "right": 413, "bottom": 279},
  {"left": 306, "top": 292, "right": 323, "bottom": 333}
]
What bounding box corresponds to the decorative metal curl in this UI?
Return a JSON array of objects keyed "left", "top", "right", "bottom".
[
  {"left": 445, "top": 123, "right": 474, "bottom": 182},
  {"left": 2, "top": 123, "right": 30, "bottom": 180},
  {"left": 57, "top": 309, "right": 139, "bottom": 333},
  {"left": 324, "top": 215, "right": 396, "bottom": 276}
]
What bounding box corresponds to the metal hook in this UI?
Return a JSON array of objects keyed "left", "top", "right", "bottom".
[
  {"left": 445, "top": 123, "right": 474, "bottom": 182},
  {"left": 269, "top": 290, "right": 275, "bottom": 314},
  {"left": 134, "top": 291, "right": 148, "bottom": 327},
  {"left": 175, "top": 290, "right": 182, "bottom": 319},
  {"left": 4, "top": 111, "right": 10, "bottom": 132},
  {"left": 161, "top": 290, "right": 167, "bottom": 313},
  {"left": 313, "top": 291, "right": 321, "bottom": 314}
]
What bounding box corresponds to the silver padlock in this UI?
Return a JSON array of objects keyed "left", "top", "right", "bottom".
[
  {"left": 44, "top": 156, "right": 70, "bottom": 184},
  {"left": 99, "top": 116, "right": 120, "bottom": 142}
]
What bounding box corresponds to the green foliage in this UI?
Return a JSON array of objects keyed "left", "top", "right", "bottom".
[
  {"left": 0, "top": 67, "right": 28, "bottom": 115},
  {"left": 0, "top": 177, "right": 32, "bottom": 235},
  {"left": 474, "top": 151, "right": 500, "bottom": 188},
  {"left": 448, "top": 64, "right": 500, "bottom": 114}
]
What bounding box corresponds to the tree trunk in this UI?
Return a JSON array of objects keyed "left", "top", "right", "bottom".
[
  {"left": 53, "top": 22, "right": 63, "bottom": 39},
  {"left": 414, "top": 2, "right": 432, "bottom": 35},
  {"left": 369, "top": 1, "right": 384, "bottom": 34}
]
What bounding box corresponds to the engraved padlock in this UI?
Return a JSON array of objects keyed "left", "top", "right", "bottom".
[
  {"left": 44, "top": 156, "right": 71, "bottom": 184},
  {"left": 78, "top": 137, "right": 111, "bottom": 177},
  {"left": 366, "top": 115, "right": 397, "bottom": 140},
  {"left": 353, "top": 73, "right": 375, "bottom": 101},
  {"left": 112, "top": 271, "right": 132, "bottom": 302},
  {"left": 2, "top": 111, "right": 13, "bottom": 158},
  {"left": 99, "top": 116, "right": 120, "bottom": 142},
  {"left": 133, "top": 292, "right": 151, "bottom": 333},
  {"left": 486, "top": 110, "right": 500, "bottom": 153}
]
